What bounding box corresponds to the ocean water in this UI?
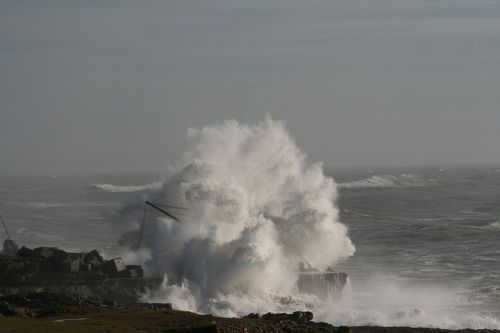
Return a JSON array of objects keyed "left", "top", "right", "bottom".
[{"left": 1, "top": 165, "right": 499, "bottom": 328}]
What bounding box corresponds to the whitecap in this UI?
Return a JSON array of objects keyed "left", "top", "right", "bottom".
[
  {"left": 338, "top": 174, "right": 433, "bottom": 189},
  {"left": 93, "top": 182, "right": 162, "bottom": 193}
]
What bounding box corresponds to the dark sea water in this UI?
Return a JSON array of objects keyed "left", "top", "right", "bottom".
[{"left": 1, "top": 165, "right": 499, "bottom": 327}]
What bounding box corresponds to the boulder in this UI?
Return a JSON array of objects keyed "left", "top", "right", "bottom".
[
  {"left": 292, "top": 311, "right": 313, "bottom": 323},
  {"left": 83, "top": 250, "right": 105, "bottom": 268},
  {"left": 102, "top": 257, "right": 126, "bottom": 276},
  {"left": 32, "top": 247, "right": 69, "bottom": 261},
  {"left": 79, "top": 263, "right": 92, "bottom": 272},
  {"left": 243, "top": 313, "right": 260, "bottom": 319},
  {"left": 60, "top": 258, "right": 80, "bottom": 273},
  {"left": 260, "top": 311, "right": 313, "bottom": 324},
  {"left": 337, "top": 326, "right": 352, "bottom": 333},
  {"left": 16, "top": 247, "right": 35, "bottom": 258}
]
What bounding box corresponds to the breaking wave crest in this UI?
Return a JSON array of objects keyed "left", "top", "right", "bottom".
[
  {"left": 94, "top": 182, "right": 162, "bottom": 193},
  {"left": 339, "top": 174, "right": 433, "bottom": 189},
  {"left": 118, "top": 117, "right": 354, "bottom": 315}
]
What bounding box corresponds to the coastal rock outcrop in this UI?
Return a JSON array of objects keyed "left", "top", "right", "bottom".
[{"left": 0, "top": 244, "right": 157, "bottom": 303}]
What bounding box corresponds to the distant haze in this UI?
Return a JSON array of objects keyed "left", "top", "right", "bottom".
[{"left": 1, "top": 0, "right": 499, "bottom": 174}]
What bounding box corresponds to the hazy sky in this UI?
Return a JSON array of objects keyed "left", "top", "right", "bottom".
[{"left": 1, "top": 0, "right": 499, "bottom": 174}]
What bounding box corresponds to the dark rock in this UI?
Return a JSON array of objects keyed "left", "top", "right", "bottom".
[
  {"left": 164, "top": 324, "right": 217, "bottom": 333},
  {"left": 0, "top": 302, "right": 23, "bottom": 316},
  {"left": 297, "top": 268, "right": 348, "bottom": 300},
  {"left": 292, "top": 310, "right": 314, "bottom": 323},
  {"left": 32, "top": 247, "right": 69, "bottom": 261},
  {"left": 83, "top": 250, "right": 105, "bottom": 268},
  {"left": 118, "top": 265, "right": 143, "bottom": 278},
  {"left": 16, "top": 246, "right": 35, "bottom": 258},
  {"left": 60, "top": 258, "right": 80, "bottom": 273},
  {"left": 337, "top": 326, "right": 352, "bottom": 333},
  {"left": 102, "top": 257, "right": 126, "bottom": 276},
  {"left": 79, "top": 263, "right": 92, "bottom": 272},
  {"left": 102, "top": 299, "right": 117, "bottom": 307},
  {"left": 124, "top": 302, "right": 173, "bottom": 311},
  {"left": 1, "top": 246, "right": 153, "bottom": 305},
  {"left": 243, "top": 312, "right": 260, "bottom": 319}
]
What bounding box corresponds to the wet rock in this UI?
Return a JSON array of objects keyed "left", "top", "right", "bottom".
[
  {"left": 297, "top": 267, "right": 348, "bottom": 300},
  {"left": 102, "top": 257, "right": 126, "bottom": 276},
  {"left": 292, "top": 311, "right": 314, "bottom": 323},
  {"left": 261, "top": 311, "right": 314, "bottom": 324},
  {"left": 118, "top": 265, "right": 143, "bottom": 278}
]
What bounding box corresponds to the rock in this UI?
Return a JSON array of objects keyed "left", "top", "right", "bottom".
[
  {"left": 32, "top": 247, "right": 70, "bottom": 262},
  {"left": 125, "top": 302, "right": 173, "bottom": 311},
  {"left": 292, "top": 311, "right": 313, "bottom": 323},
  {"left": 337, "top": 326, "right": 352, "bottom": 333},
  {"left": 102, "top": 258, "right": 126, "bottom": 276},
  {"left": 83, "top": 250, "right": 105, "bottom": 268},
  {"left": 164, "top": 324, "right": 217, "bottom": 333},
  {"left": 78, "top": 263, "right": 92, "bottom": 272},
  {"left": 60, "top": 258, "right": 80, "bottom": 273},
  {"left": 118, "top": 265, "right": 143, "bottom": 278},
  {"left": 297, "top": 268, "right": 348, "bottom": 300},
  {"left": 261, "top": 311, "right": 311, "bottom": 324},
  {"left": 0, "top": 302, "right": 23, "bottom": 316},
  {"left": 243, "top": 313, "right": 260, "bottom": 320},
  {"left": 16, "top": 247, "right": 35, "bottom": 258}
]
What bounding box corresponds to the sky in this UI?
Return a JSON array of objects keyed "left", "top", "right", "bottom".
[{"left": 1, "top": 0, "right": 499, "bottom": 174}]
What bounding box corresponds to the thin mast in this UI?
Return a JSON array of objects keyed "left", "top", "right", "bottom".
[
  {"left": 0, "top": 213, "right": 12, "bottom": 243},
  {"left": 137, "top": 201, "right": 182, "bottom": 250}
]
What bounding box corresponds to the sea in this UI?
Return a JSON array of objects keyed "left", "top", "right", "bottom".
[{"left": 1, "top": 165, "right": 499, "bottom": 328}]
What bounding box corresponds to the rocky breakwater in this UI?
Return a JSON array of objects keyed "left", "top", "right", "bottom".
[{"left": 0, "top": 242, "right": 161, "bottom": 303}]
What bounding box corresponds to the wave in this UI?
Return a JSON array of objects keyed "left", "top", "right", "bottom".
[
  {"left": 338, "top": 174, "right": 433, "bottom": 189},
  {"left": 27, "top": 201, "right": 120, "bottom": 209},
  {"left": 28, "top": 202, "right": 74, "bottom": 209},
  {"left": 16, "top": 228, "right": 65, "bottom": 241},
  {"left": 93, "top": 182, "right": 162, "bottom": 193},
  {"left": 118, "top": 117, "right": 355, "bottom": 316},
  {"left": 490, "top": 221, "right": 500, "bottom": 229}
]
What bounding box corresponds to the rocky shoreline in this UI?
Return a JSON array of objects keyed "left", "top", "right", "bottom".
[
  {"left": 1, "top": 243, "right": 499, "bottom": 332},
  {"left": 1, "top": 291, "right": 499, "bottom": 333}
]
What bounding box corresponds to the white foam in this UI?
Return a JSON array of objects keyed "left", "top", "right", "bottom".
[
  {"left": 490, "top": 221, "right": 500, "bottom": 228},
  {"left": 316, "top": 278, "right": 500, "bottom": 329},
  {"left": 94, "top": 182, "right": 162, "bottom": 193},
  {"left": 339, "top": 174, "right": 433, "bottom": 189},
  {"left": 118, "top": 117, "right": 354, "bottom": 311}
]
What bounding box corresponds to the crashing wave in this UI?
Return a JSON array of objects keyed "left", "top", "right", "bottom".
[
  {"left": 117, "top": 117, "right": 355, "bottom": 314},
  {"left": 338, "top": 174, "right": 433, "bottom": 189}
]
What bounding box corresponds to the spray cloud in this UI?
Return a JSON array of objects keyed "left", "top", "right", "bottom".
[{"left": 119, "top": 117, "right": 355, "bottom": 314}]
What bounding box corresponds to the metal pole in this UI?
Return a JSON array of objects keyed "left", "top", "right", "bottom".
[
  {"left": 0, "top": 213, "right": 12, "bottom": 243},
  {"left": 137, "top": 203, "right": 148, "bottom": 250}
]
